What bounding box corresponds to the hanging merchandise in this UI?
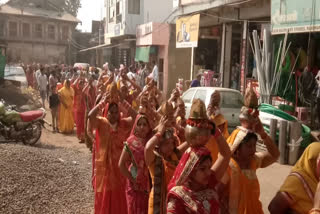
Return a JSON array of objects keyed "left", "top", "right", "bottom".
[{"left": 203, "top": 70, "right": 214, "bottom": 87}]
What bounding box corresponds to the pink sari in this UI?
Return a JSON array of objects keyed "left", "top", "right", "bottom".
[
  {"left": 167, "top": 147, "right": 220, "bottom": 214},
  {"left": 124, "top": 115, "right": 151, "bottom": 214},
  {"left": 93, "top": 103, "right": 132, "bottom": 214}
]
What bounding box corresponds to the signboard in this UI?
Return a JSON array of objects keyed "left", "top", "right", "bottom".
[
  {"left": 176, "top": 14, "right": 200, "bottom": 48},
  {"left": 272, "top": 0, "right": 320, "bottom": 34}
]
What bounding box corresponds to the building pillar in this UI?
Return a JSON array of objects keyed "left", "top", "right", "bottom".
[{"left": 223, "top": 24, "right": 232, "bottom": 88}]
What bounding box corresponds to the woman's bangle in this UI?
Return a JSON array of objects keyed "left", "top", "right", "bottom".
[{"left": 309, "top": 208, "right": 320, "bottom": 214}]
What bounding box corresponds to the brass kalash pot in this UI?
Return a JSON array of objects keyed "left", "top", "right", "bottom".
[{"left": 185, "top": 99, "right": 215, "bottom": 147}]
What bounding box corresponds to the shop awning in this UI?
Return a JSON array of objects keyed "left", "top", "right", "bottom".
[{"left": 134, "top": 46, "right": 157, "bottom": 62}]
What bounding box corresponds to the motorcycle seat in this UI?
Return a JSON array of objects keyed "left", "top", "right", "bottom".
[{"left": 19, "top": 110, "right": 44, "bottom": 122}]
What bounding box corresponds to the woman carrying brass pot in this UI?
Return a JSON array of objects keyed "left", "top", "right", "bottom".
[{"left": 144, "top": 101, "right": 189, "bottom": 214}]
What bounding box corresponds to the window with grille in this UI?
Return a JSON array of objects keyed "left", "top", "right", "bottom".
[
  {"left": 62, "top": 26, "right": 69, "bottom": 40},
  {"left": 22, "top": 23, "right": 30, "bottom": 37},
  {"left": 128, "top": 0, "right": 140, "bottom": 14},
  {"left": 35, "top": 23, "right": 43, "bottom": 38},
  {"left": 48, "top": 25, "right": 55, "bottom": 40},
  {"left": 9, "top": 21, "right": 17, "bottom": 37},
  {"left": 0, "top": 20, "right": 5, "bottom": 37}
]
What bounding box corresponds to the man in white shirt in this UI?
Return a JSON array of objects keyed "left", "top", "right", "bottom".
[
  {"left": 151, "top": 60, "right": 159, "bottom": 87},
  {"left": 38, "top": 67, "right": 48, "bottom": 108}
]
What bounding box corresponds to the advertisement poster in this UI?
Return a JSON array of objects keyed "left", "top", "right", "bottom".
[
  {"left": 176, "top": 14, "right": 200, "bottom": 48},
  {"left": 272, "top": 0, "right": 320, "bottom": 34}
]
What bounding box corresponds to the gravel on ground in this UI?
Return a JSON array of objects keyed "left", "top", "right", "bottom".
[{"left": 0, "top": 124, "right": 94, "bottom": 214}]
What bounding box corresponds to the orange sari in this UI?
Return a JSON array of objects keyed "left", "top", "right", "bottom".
[
  {"left": 206, "top": 113, "right": 229, "bottom": 163},
  {"left": 226, "top": 128, "right": 263, "bottom": 214},
  {"left": 93, "top": 111, "right": 132, "bottom": 214}
]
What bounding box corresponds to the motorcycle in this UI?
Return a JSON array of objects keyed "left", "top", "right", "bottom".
[{"left": 0, "top": 100, "right": 46, "bottom": 145}]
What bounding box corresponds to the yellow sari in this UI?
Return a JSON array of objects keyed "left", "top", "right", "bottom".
[
  {"left": 279, "top": 142, "right": 320, "bottom": 214},
  {"left": 58, "top": 82, "right": 74, "bottom": 133},
  {"left": 206, "top": 114, "right": 230, "bottom": 162},
  {"left": 226, "top": 128, "right": 264, "bottom": 214}
]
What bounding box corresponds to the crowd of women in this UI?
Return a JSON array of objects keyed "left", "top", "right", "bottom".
[
  {"left": 27, "top": 62, "right": 320, "bottom": 213},
  {"left": 70, "top": 63, "right": 319, "bottom": 214}
]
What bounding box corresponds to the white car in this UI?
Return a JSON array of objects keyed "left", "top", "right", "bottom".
[
  {"left": 4, "top": 65, "right": 27, "bottom": 88},
  {"left": 182, "top": 87, "right": 244, "bottom": 130}
]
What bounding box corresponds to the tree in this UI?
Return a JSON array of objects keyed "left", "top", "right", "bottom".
[{"left": 63, "top": 0, "right": 81, "bottom": 17}]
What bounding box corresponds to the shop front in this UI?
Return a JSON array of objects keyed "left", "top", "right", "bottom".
[
  {"left": 136, "top": 22, "right": 191, "bottom": 96},
  {"left": 175, "top": 0, "right": 270, "bottom": 92},
  {"left": 271, "top": 0, "right": 320, "bottom": 127}
]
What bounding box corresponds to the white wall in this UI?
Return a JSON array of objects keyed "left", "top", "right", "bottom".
[
  {"left": 124, "top": 0, "right": 144, "bottom": 35},
  {"left": 143, "top": 0, "right": 173, "bottom": 23},
  {"left": 104, "top": 0, "right": 174, "bottom": 38}
]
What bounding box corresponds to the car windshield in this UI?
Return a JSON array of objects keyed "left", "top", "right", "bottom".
[
  {"left": 220, "top": 91, "right": 243, "bottom": 108},
  {"left": 5, "top": 67, "right": 25, "bottom": 77},
  {"left": 182, "top": 89, "right": 195, "bottom": 104}
]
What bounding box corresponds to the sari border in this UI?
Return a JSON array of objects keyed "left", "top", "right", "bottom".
[{"left": 289, "top": 172, "right": 314, "bottom": 201}]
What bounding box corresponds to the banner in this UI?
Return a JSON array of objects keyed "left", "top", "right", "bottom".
[
  {"left": 176, "top": 14, "right": 200, "bottom": 48},
  {"left": 272, "top": 0, "right": 320, "bottom": 34}
]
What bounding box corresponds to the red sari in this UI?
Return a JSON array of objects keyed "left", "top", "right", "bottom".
[
  {"left": 167, "top": 147, "right": 220, "bottom": 214},
  {"left": 93, "top": 103, "right": 132, "bottom": 214},
  {"left": 26, "top": 68, "right": 34, "bottom": 88},
  {"left": 124, "top": 115, "right": 151, "bottom": 214},
  {"left": 74, "top": 83, "right": 86, "bottom": 140}
]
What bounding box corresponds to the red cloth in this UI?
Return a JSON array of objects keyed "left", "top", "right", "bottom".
[
  {"left": 85, "top": 85, "right": 97, "bottom": 111},
  {"left": 26, "top": 69, "right": 34, "bottom": 88},
  {"left": 167, "top": 147, "right": 220, "bottom": 214},
  {"left": 93, "top": 103, "right": 132, "bottom": 214},
  {"left": 74, "top": 83, "right": 86, "bottom": 139},
  {"left": 95, "top": 186, "right": 128, "bottom": 214},
  {"left": 125, "top": 115, "right": 152, "bottom": 214}
]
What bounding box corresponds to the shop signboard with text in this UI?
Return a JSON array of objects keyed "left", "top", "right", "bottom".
[
  {"left": 176, "top": 14, "right": 200, "bottom": 48},
  {"left": 272, "top": 0, "right": 320, "bottom": 34}
]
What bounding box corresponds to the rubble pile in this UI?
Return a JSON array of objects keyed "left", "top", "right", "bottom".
[
  {"left": 0, "top": 81, "right": 42, "bottom": 110},
  {"left": 0, "top": 143, "right": 94, "bottom": 213}
]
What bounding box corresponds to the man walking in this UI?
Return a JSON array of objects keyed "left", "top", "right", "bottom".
[{"left": 38, "top": 66, "right": 48, "bottom": 108}]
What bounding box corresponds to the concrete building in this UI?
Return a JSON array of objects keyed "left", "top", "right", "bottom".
[
  {"left": 136, "top": 22, "right": 191, "bottom": 97},
  {"left": 103, "top": 0, "right": 174, "bottom": 67},
  {"left": 173, "top": 0, "right": 270, "bottom": 93},
  {"left": 0, "top": 1, "right": 80, "bottom": 64}
]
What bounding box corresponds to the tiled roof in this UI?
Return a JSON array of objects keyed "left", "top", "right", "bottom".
[{"left": 0, "top": 4, "right": 80, "bottom": 23}]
